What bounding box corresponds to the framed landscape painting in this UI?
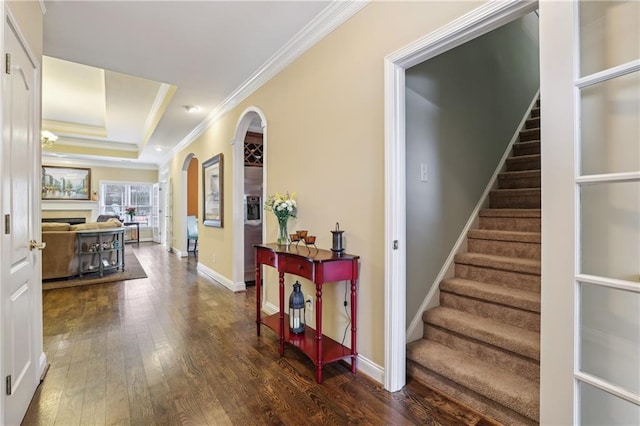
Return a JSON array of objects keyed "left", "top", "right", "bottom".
[
  {"left": 41, "top": 165, "right": 91, "bottom": 200},
  {"left": 202, "top": 153, "right": 223, "bottom": 227}
]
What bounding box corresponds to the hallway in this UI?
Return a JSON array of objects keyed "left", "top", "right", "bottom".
[{"left": 23, "top": 243, "right": 495, "bottom": 425}]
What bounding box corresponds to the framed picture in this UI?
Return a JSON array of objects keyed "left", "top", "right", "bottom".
[
  {"left": 41, "top": 165, "right": 91, "bottom": 200},
  {"left": 202, "top": 153, "right": 223, "bottom": 227}
]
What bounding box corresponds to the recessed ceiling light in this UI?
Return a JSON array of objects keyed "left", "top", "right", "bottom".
[
  {"left": 183, "top": 105, "right": 200, "bottom": 113},
  {"left": 155, "top": 147, "right": 163, "bottom": 152}
]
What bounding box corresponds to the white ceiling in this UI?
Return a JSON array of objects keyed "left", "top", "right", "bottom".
[{"left": 41, "top": 0, "right": 337, "bottom": 168}]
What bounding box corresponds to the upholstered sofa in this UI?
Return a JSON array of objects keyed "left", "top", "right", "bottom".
[{"left": 41, "top": 219, "right": 124, "bottom": 280}]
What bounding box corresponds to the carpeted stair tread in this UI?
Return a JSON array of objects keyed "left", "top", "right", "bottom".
[
  {"left": 525, "top": 117, "right": 540, "bottom": 129},
  {"left": 423, "top": 307, "right": 540, "bottom": 360},
  {"left": 518, "top": 128, "right": 540, "bottom": 142},
  {"left": 505, "top": 154, "right": 540, "bottom": 172},
  {"left": 440, "top": 278, "right": 540, "bottom": 313},
  {"left": 489, "top": 188, "right": 541, "bottom": 209},
  {"left": 455, "top": 252, "right": 540, "bottom": 275},
  {"left": 512, "top": 140, "right": 540, "bottom": 156},
  {"left": 407, "top": 340, "right": 539, "bottom": 421},
  {"left": 467, "top": 229, "right": 540, "bottom": 243},
  {"left": 479, "top": 209, "right": 540, "bottom": 218}
]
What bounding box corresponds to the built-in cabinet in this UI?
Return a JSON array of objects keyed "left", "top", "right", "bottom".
[{"left": 76, "top": 229, "right": 125, "bottom": 277}]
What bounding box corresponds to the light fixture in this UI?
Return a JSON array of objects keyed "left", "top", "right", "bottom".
[
  {"left": 183, "top": 105, "right": 200, "bottom": 113},
  {"left": 41, "top": 130, "right": 58, "bottom": 148}
]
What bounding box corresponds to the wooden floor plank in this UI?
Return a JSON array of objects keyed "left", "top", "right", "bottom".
[{"left": 23, "top": 243, "right": 497, "bottom": 425}]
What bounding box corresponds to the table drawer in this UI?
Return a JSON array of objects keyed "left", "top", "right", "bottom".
[
  {"left": 283, "top": 257, "right": 314, "bottom": 280},
  {"left": 256, "top": 249, "right": 277, "bottom": 267}
]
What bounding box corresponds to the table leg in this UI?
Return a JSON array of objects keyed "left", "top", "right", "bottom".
[
  {"left": 279, "top": 272, "right": 285, "bottom": 356},
  {"left": 351, "top": 278, "right": 358, "bottom": 374},
  {"left": 255, "top": 261, "right": 261, "bottom": 336},
  {"left": 316, "top": 284, "right": 323, "bottom": 383}
]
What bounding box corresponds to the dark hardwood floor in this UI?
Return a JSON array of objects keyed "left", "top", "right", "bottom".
[{"left": 23, "top": 243, "right": 498, "bottom": 425}]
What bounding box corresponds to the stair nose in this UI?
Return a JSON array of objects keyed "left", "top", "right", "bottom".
[
  {"left": 467, "top": 229, "right": 540, "bottom": 261},
  {"left": 479, "top": 209, "right": 541, "bottom": 232},
  {"left": 498, "top": 170, "right": 541, "bottom": 189},
  {"left": 519, "top": 128, "right": 540, "bottom": 142}
]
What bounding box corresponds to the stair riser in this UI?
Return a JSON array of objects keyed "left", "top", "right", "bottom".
[
  {"left": 498, "top": 174, "right": 541, "bottom": 189},
  {"left": 519, "top": 129, "right": 540, "bottom": 142},
  {"left": 479, "top": 216, "right": 541, "bottom": 232},
  {"left": 467, "top": 238, "right": 541, "bottom": 260},
  {"left": 513, "top": 142, "right": 540, "bottom": 156},
  {"left": 525, "top": 117, "right": 540, "bottom": 129},
  {"left": 407, "top": 362, "right": 539, "bottom": 425},
  {"left": 440, "top": 292, "right": 540, "bottom": 332},
  {"left": 423, "top": 326, "right": 540, "bottom": 382},
  {"left": 454, "top": 264, "right": 540, "bottom": 293},
  {"left": 530, "top": 108, "right": 540, "bottom": 118},
  {"left": 506, "top": 156, "right": 540, "bottom": 172},
  {"left": 489, "top": 191, "right": 541, "bottom": 209}
]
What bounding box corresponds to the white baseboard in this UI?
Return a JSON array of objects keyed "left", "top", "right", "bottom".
[
  {"left": 406, "top": 90, "right": 541, "bottom": 343},
  {"left": 197, "top": 262, "right": 246, "bottom": 292},
  {"left": 263, "top": 301, "right": 278, "bottom": 315},
  {"left": 171, "top": 247, "right": 186, "bottom": 258},
  {"left": 38, "top": 352, "right": 48, "bottom": 380}
]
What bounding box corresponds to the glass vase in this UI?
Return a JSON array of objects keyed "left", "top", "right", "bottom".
[{"left": 277, "top": 216, "right": 290, "bottom": 246}]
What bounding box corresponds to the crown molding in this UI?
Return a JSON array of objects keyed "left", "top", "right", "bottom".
[
  {"left": 162, "top": 0, "right": 369, "bottom": 167},
  {"left": 53, "top": 137, "right": 138, "bottom": 152},
  {"left": 42, "top": 153, "right": 158, "bottom": 170},
  {"left": 43, "top": 119, "right": 108, "bottom": 138}
]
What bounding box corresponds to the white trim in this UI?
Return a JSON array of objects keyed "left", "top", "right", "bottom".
[
  {"left": 38, "top": 0, "right": 46, "bottom": 15},
  {"left": 161, "top": 1, "right": 368, "bottom": 166},
  {"left": 171, "top": 247, "right": 187, "bottom": 258},
  {"left": 576, "top": 274, "right": 640, "bottom": 294},
  {"left": 38, "top": 352, "right": 47, "bottom": 380},
  {"left": 384, "top": 0, "right": 537, "bottom": 393},
  {"left": 575, "top": 371, "right": 640, "bottom": 407},
  {"left": 575, "top": 171, "right": 640, "bottom": 185},
  {"left": 263, "top": 301, "right": 279, "bottom": 316},
  {"left": 41, "top": 154, "right": 158, "bottom": 170},
  {"left": 575, "top": 59, "right": 640, "bottom": 89},
  {"left": 231, "top": 107, "right": 267, "bottom": 291},
  {"left": 197, "top": 262, "right": 246, "bottom": 293},
  {"left": 405, "top": 90, "right": 540, "bottom": 343}
]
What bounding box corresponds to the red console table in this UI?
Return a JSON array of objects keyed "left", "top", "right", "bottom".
[{"left": 254, "top": 243, "right": 360, "bottom": 383}]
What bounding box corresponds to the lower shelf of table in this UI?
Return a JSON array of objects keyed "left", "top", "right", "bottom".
[{"left": 261, "top": 313, "right": 355, "bottom": 365}]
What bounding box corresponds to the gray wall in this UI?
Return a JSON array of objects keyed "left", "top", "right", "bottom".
[{"left": 405, "top": 13, "right": 540, "bottom": 325}]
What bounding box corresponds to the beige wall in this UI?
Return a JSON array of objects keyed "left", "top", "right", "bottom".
[{"left": 166, "top": 1, "right": 481, "bottom": 368}]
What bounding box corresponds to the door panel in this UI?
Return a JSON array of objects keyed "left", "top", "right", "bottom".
[
  {"left": 2, "top": 14, "right": 38, "bottom": 426},
  {"left": 575, "top": 0, "right": 640, "bottom": 423}
]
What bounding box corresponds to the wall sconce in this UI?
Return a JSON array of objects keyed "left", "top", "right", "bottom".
[{"left": 41, "top": 130, "right": 58, "bottom": 148}]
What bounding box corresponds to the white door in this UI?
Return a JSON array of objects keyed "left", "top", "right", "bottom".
[
  {"left": 165, "top": 178, "right": 173, "bottom": 250},
  {"left": 151, "top": 183, "right": 160, "bottom": 243},
  {"left": 573, "top": 1, "right": 640, "bottom": 423},
  {"left": 540, "top": 2, "right": 640, "bottom": 422},
  {"left": 2, "top": 14, "right": 41, "bottom": 426}
]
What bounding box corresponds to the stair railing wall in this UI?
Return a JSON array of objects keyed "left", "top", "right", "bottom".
[{"left": 406, "top": 89, "right": 541, "bottom": 343}]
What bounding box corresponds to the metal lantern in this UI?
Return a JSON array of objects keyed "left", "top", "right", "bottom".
[{"left": 289, "top": 281, "right": 305, "bottom": 334}]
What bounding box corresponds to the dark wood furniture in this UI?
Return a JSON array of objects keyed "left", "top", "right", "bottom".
[
  {"left": 123, "top": 222, "right": 140, "bottom": 244},
  {"left": 254, "top": 243, "right": 360, "bottom": 383}
]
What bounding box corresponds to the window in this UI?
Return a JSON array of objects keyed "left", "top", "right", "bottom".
[{"left": 100, "top": 181, "right": 153, "bottom": 226}]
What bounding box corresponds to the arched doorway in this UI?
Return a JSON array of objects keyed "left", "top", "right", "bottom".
[
  {"left": 231, "top": 107, "right": 267, "bottom": 290},
  {"left": 179, "top": 153, "right": 198, "bottom": 256}
]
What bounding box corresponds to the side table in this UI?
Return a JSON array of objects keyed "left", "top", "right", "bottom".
[
  {"left": 123, "top": 222, "right": 140, "bottom": 244},
  {"left": 255, "top": 243, "right": 360, "bottom": 383}
]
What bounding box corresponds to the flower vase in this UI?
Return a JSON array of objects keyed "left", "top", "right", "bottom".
[
  {"left": 128, "top": 214, "right": 134, "bottom": 222},
  {"left": 277, "top": 217, "right": 290, "bottom": 246}
]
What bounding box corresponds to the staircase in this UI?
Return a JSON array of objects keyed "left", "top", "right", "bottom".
[{"left": 407, "top": 100, "right": 541, "bottom": 425}]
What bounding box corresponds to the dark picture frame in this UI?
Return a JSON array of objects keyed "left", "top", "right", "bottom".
[
  {"left": 41, "top": 165, "right": 91, "bottom": 200},
  {"left": 202, "top": 153, "right": 223, "bottom": 227}
]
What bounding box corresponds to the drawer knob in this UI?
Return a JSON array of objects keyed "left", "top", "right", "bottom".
[{"left": 297, "top": 264, "right": 303, "bottom": 270}]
